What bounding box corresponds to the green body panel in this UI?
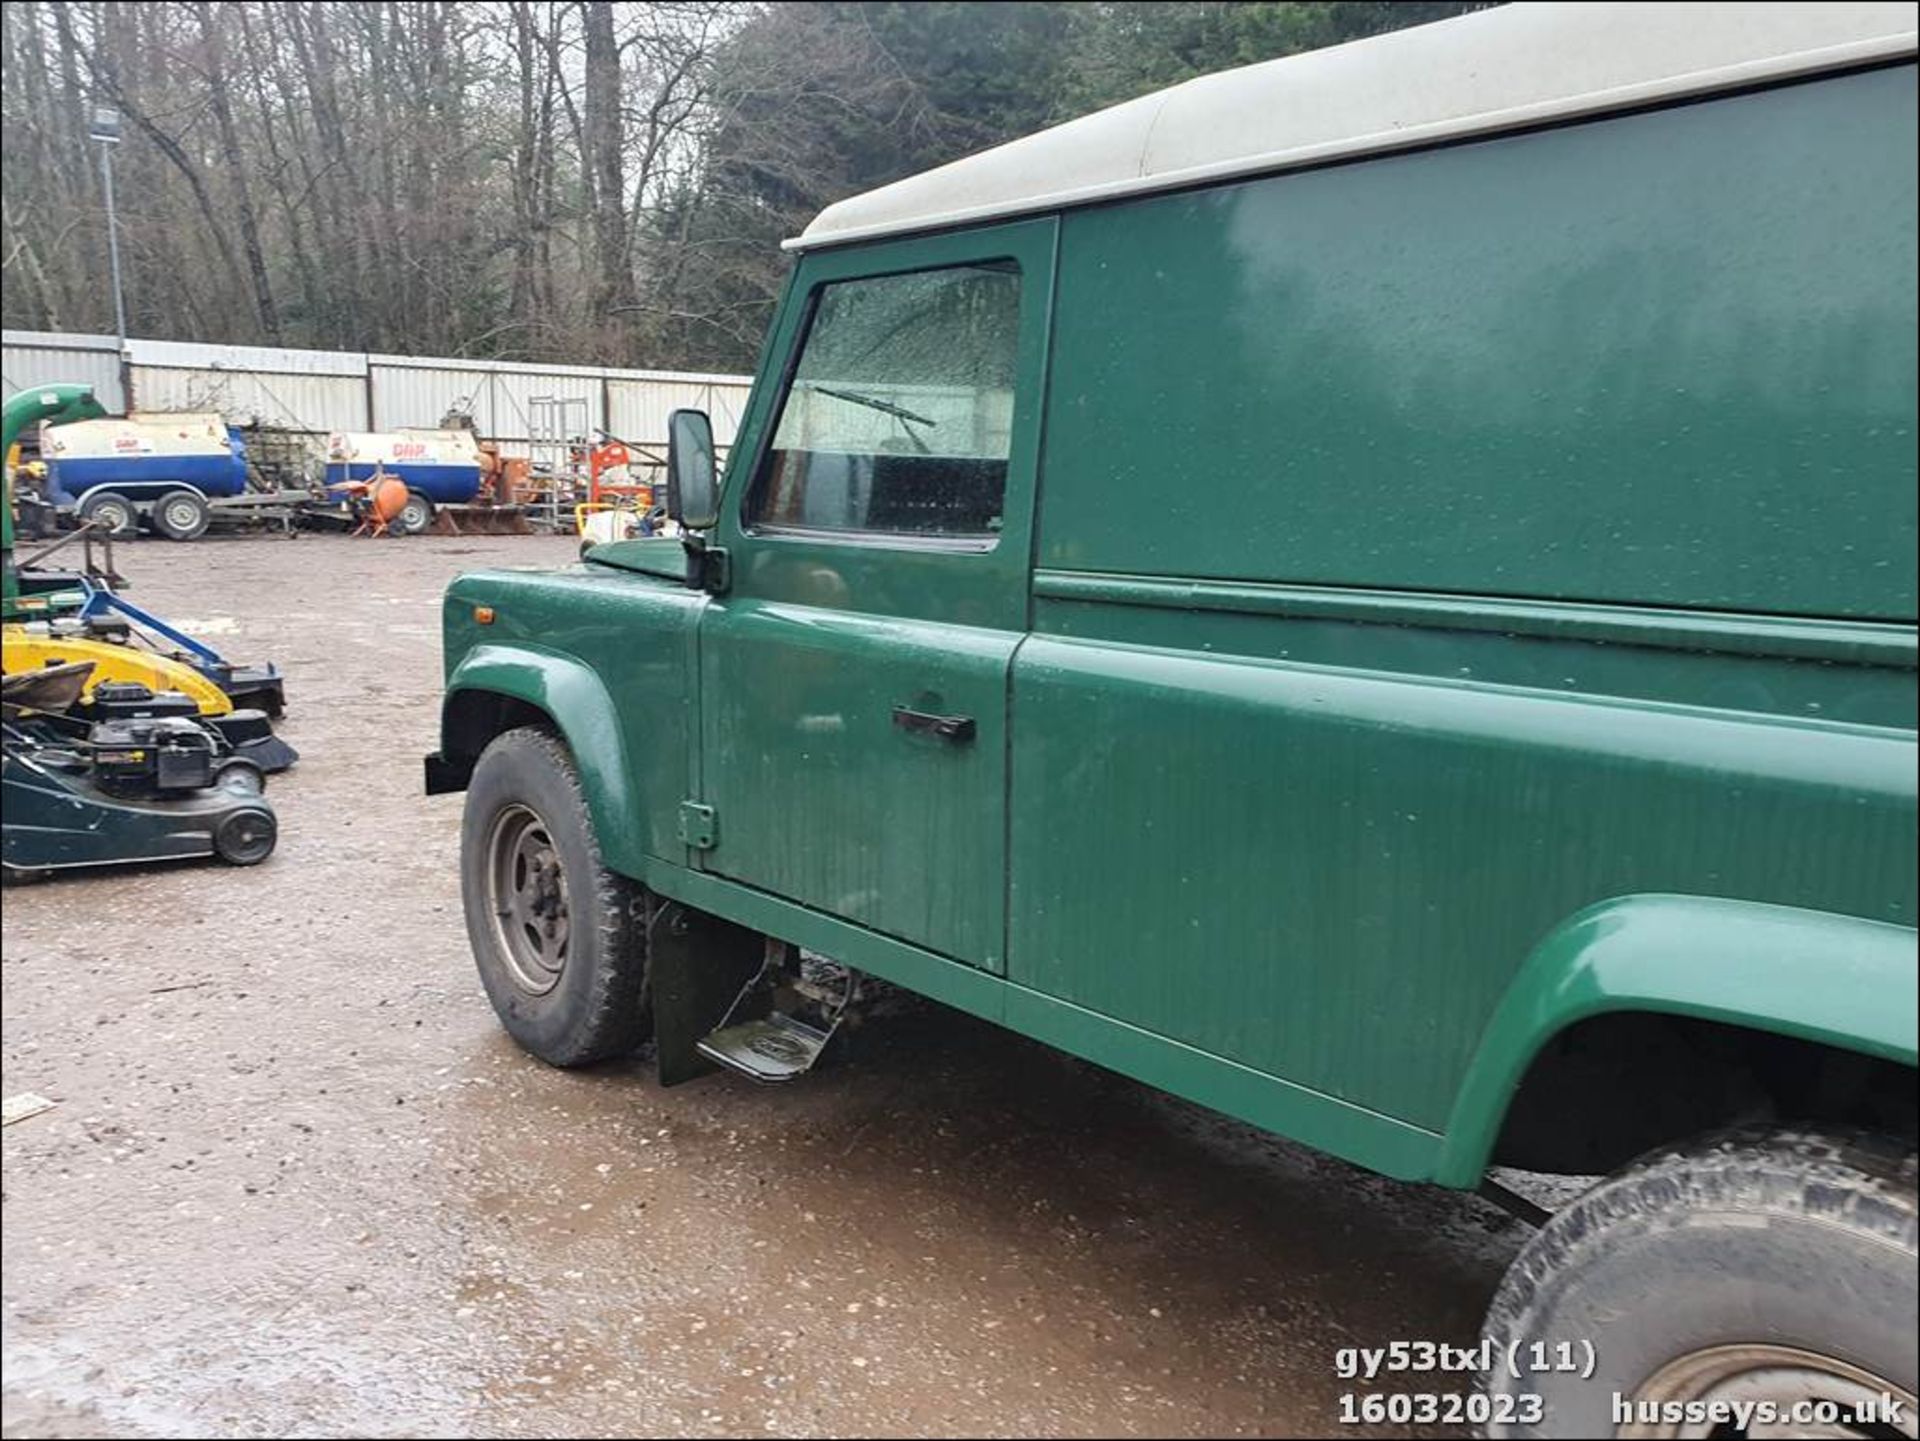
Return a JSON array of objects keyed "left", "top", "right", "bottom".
[
  {"left": 440, "top": 566, "right": 708, "bottom": 876},
  {"left": 1007, "top": 620, "right": 1915, "bottom": 1130},
  {"left": 438, "top": 63, "right": 1919, "bottom": 1187},
  {"left": 1038, "top": 65, "right": 1918, "bottom": 620},
  {"left": 1431, "top": 894, "right": 1920, "bottom": 1186}
]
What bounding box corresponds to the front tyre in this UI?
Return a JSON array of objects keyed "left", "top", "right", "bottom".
[
  {"left": 1483, "top": 1128, "right": 1917, "bottom": 1438},
  {"left": 460, "top": 726, "right": 651, "bottom": 1065},
  {"left": 79, "top": 490, "right": 140, "bottom": 540}
]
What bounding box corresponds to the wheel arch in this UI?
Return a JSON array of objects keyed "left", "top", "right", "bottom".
[
  {"left": 1433, "top": 894, "right": 1919, "bottom": 1187},
  {"left": 436, "top": 643, "right": 648, "bottom": 879}
]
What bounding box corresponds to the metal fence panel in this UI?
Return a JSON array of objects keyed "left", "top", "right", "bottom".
[
  {"left": 128, "top": 337, "right": 366, "bottom": 377},
  {"left": 489, "top": 369, "right": 603, "bottom": 443},
  {"left": 1, "top": 330, "right": 126, "bottom": 414},
  {"left": 127, "top": 366, "right": 367, "bottom": 434},
  {"left": 369, "top": 363, "right": 498, "bottom": 436}
]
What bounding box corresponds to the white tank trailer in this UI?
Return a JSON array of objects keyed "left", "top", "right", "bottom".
[
  {"left": 40, "top": 412, "right": 249, "bottom": 541},
  {"left": 323, "top": 429, "right": 483, "bottom": 535}
]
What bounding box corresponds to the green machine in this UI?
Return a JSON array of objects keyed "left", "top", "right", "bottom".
[{"left": 2, "top": 382, "right": 108, "bottom": 621}]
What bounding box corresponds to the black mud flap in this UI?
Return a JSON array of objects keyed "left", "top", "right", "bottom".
[
  {"left": 423, "top": 752, "right": 470, "bottom": 795},
  {"left": 648, "top": 901, "right": 763, "bottom": 1087}
]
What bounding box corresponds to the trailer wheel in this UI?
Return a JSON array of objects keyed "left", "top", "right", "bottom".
[
  {"left": 1481, "top": 1127, "right": 1917, "bottom": 1437},
  {"left": 152, "top": 489, "right": 212, "bottom": 541},
  {"left": 397, "top": 489, "right": 435, "bottom": 536},
  {"left": 460, "top": 726, "right": 651, "bottom": 1066},
  {"left": 78, "top": 491, "right": 139, "bottom": 540}
]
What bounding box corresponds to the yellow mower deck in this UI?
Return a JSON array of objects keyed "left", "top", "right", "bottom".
[{"left": 1, "top": 629, "right": 234, "bottom": 716}]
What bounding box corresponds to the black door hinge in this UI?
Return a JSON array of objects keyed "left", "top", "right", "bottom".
[{"left": 677, "top": 800, "right": 718, "bottom": 850}]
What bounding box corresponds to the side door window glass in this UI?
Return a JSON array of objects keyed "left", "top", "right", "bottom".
[{"left": 748, "top": 263, "right": 1021, "bottom": 541}]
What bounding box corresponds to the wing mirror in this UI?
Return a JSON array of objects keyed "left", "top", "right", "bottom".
[{"left": 666, "top": 409, "right": 718, "bottom": 530}]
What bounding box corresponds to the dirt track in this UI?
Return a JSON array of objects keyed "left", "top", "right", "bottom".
[{"left": 2, "top": 534, "right": 1532, "bottom": 1438}]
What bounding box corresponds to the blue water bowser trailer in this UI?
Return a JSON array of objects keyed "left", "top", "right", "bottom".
[{"left": 40, "top": 413, "right": 249, "bottom": 541}]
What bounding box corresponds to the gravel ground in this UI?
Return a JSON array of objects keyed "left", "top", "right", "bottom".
[{"left": 3, "top": 534, "right": 1535, "bottom": 1438}]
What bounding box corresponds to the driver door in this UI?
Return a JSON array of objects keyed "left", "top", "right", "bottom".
[{"left": 693, "top": 220, "right": 1056, "bottom": 973}]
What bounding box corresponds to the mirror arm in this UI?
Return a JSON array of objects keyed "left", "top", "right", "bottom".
[{"left": 680, "top": 532, "right": 730, "bottom": 595}]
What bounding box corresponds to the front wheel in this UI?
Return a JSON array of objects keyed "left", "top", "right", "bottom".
[
  {"left": 459, "top": 727, "right": 651, "bottom": 1065},
  {"left": 1483, "top": 1128, "right": 1917, "bottom": 1438},
  {"left": 79, "top": 490, "right": 140, "bottom": 540}
]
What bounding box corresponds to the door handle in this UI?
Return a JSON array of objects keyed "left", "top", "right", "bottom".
[{"left": 892, "top": 705, "right": 976, "bottom": 743}]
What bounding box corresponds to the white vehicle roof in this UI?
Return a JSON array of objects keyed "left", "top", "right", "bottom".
[{"left": 790, "top": 1, "right": 1917, "bottom": 250}]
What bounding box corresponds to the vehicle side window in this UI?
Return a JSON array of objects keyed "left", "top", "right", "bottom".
[{"left": 748, "top": 262, "right": 1021, "bottom": 541}]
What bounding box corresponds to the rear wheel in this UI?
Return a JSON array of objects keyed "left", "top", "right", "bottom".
[
  {"left": 152, "top": 488, "right": 211, "bottom": 541},
  {"left": 212, "top": 805, "right": 277, "bottom": 865},
  {"left": 79, "top": 491, "right": 139, "bottom": 540},
  {"left": 1482, "top": 1128, "right": 1917, "bottom": 1437},
  {"left": 397, "top": 489, "right": 435, "bottom": 535},
  {"left": 460, "top": 727, "right": 651, "bottom": 1065}
]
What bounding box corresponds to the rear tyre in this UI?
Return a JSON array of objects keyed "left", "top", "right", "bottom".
[
  {"left": 1482, "top": 1128, "right": 1918, "bottom": 1437},
  {"left": 212, "top": 805, "right": 278, "bottom": 865},
  {"left": 460, "top": 726, "right": 651, "bottom": 1066},
  {"left": 152, "top": 488, "right": 211, "bottom": 541},
  {"left": 79, "top": 491, "right": 139, "bottom": 540},
  {"left": 397, "top": 489, "right": 435, "bottom": 536}
]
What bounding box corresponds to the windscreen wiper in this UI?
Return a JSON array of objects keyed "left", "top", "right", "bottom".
[{"left": 807, "top": 384, "right": 938, "bottom": 430}]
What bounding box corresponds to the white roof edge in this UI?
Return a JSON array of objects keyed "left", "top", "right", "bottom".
[
  {"left": 787, "top": 2, "right": 1919, "bottom": 251},
  {"left": 2, "top": 328, "right": 123, "bottom": 351}
]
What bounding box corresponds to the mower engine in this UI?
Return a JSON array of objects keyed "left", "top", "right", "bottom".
[{"left": 88, "top": 714, "right": 222, "bottom": 797}]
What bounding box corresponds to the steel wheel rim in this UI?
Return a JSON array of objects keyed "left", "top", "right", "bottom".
[
  {"left": 1624, "top": 1343, "right": 1916, "bottom": 1439},
  {"left": 164, "top": 497, "right": 201, "bottom": 532},
  {"left": 485, "top": 803, "right": 571, "bottom": 995},
  {"left": 93, "top": 500, "right": 133, "bottom": 533}
]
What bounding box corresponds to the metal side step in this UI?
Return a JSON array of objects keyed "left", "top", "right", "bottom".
[
  {"left": 696, "top": 1013, "right": 836, "bottom": 1082},
  {"left": 693, "top": 945, "right": 854, "bottom": 1084}
]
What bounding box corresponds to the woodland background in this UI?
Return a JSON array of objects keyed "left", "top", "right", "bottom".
[{"left": 3, "top": 2, "right": 1489, "bottom": 372}]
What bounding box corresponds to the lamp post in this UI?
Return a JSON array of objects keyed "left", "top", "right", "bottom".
[{"left": 88, "top": 103, "right": 128, "bottom": 365}]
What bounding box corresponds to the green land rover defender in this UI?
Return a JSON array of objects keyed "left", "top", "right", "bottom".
[{"left": 429, "top": 4, "right": 1919, "bottom": 1433}]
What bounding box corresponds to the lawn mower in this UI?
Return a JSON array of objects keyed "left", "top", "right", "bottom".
[{"left": 3, "top": 660, "right": 278, "bottom": 876}]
